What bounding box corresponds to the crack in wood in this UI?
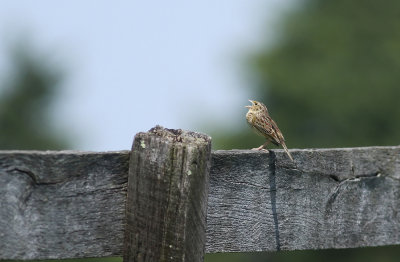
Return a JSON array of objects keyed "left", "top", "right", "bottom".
[
  {"left": 8, "top": 167, "right": 61, "bottom": 185},
  {"left": 325, "top": 171, "right": 383, "bottom": 217},
  {"left": 329, "top": 171, "right": 381, "bottom": 182},
  {"left": 267, "top": 151, "right": 281, "bottom": 251}
]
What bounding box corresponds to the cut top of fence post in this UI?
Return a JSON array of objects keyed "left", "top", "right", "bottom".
[
  {"left": 143, "top": 125, "right": 211, "bottom": 144},
  {"left": 124, "top": 125, "right": 212, "bottom": 262}
]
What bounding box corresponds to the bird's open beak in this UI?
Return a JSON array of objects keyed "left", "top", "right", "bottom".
[{"left": 245, "top": 100, "right": 254, "bottom": 108}]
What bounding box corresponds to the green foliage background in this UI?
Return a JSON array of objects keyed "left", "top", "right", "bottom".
[
  {"left": 213, "top": 0, "right": 400, "bottom": 151},
  {"left": 0, "top": 44, "right": 69, "bottom": 150}
]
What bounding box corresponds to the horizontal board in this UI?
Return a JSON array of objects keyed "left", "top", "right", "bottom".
[
  {"left": 1, "top": 146, "right": 400, "bottom": 259},
  {"left": 206, "top": 146, "right": 400, "bottom": 252},
  {"left": 0, "top": 151, "right": 129, "bottom": 260}
]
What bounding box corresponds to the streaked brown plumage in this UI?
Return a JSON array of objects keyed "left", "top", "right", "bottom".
[{"left": 245, "top": 100, "right": 293, "bottom": 161}]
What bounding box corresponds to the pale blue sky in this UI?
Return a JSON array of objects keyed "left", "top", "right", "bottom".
[{"left": 0, "top": 1, "right": 294, "bottom": 150}]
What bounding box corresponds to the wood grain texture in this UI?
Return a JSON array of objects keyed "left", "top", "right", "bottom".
[
  {"left": 1, "top": 146, "right": 400, "bottom": 260},
  {"left": 206, "top": 146, "right": 400, "bottom": 253},
  {"left": 123, "top": 126, "right": 212, "bottom": 262},
  {"left": 0, "top": 150, "right": 129, "bottom": 260}
]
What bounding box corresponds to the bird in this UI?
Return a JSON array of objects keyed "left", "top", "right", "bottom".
[{"left": 245, "top": 100, "right": 293, "bottom": 161}]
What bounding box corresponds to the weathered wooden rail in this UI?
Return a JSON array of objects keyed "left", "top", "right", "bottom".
[{"left": 1, "top": 126, "right": 400, "bottom": 261}]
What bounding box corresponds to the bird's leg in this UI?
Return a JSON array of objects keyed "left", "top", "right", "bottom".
[{"left": 252, "top": 141, "right": 269, "bottom": 151}]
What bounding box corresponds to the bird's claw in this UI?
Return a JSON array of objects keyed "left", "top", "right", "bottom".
[{"left": 251, "top": 147, "right": 269, "bottom": 152}]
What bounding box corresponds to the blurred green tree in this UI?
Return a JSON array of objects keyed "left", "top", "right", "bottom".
[
  {"left": 213, "top": 0, "right": 400, "bottom": 150},
  {"left": 0, "top": 43, "right": 70, "bottom": 149}
]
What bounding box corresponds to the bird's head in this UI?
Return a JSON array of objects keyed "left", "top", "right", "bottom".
[{"left": 245, "top": 100, "right": 267, "bottom": 114}]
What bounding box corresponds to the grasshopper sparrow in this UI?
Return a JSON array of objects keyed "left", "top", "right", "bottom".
[{"left": 246, "top": 100, "right": 293, "bottom": 161}]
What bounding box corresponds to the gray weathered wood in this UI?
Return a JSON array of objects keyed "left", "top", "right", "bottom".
[
  {"left": 1, "top": 145, "right": 400, "bottom": 260},
  {"left": 123, "top": 126, "right": 212, "bottom": 262},
  {"left": 0, "top": 150, "right": 129, "bottom": 260},
  {"left": 206, "top": 146, "right": 400, "bottom": 252}
]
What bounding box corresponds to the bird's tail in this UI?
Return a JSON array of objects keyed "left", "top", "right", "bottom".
[{"left": 281, "top": 142, "right": 294, "bottom": 162}]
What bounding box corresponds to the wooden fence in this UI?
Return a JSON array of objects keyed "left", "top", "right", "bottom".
[{"left": 1, "top": 125, "right": 400, "bottom": 261}]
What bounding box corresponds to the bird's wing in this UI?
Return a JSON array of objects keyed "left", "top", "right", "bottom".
[
  {"left": 268, "top": 116, "right": 285, "bottom": 143},
  {"left": 252, "top": 114, "right": 281, "bottom": 146}
]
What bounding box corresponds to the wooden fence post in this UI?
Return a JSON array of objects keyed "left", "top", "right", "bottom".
[{"left": 123, "top": 126, "right": 212, "bottom": 262}]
